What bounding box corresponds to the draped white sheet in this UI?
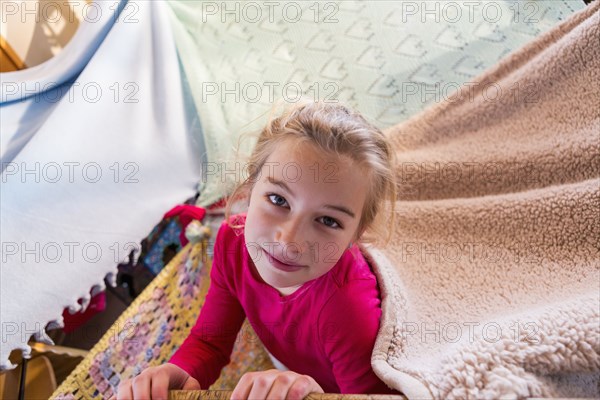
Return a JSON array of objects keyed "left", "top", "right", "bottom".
[{"left": 0, "top": 1, "right": 203, "bottom": 369}]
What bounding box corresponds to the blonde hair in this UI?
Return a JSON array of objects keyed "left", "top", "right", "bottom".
[{"left": 226, "top": 99, "right": 397, "bottom": 246}]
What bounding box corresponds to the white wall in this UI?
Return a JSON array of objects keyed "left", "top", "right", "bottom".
[{"left": 0, "top": 0, "right": 91, "bottom": 68}]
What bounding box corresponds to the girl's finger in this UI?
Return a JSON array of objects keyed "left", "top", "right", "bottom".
[
  {"left": 181, "top": 375, "right": 202, "bottom": 390},
  {"left": 116, "top": 379, "right": 134, "bottom": 400},
  {"left": 246, "top": 371, "right": 279, "bottom": 400},
  {"left": 230, "top": 372, "right": 256, "bottom": 400},
  {"left": 286, "top": 375, "right": 322, "bottom": 400},
  {"left": 232, "top": 370, "right": 277, "bottom": 400},
  {"left": 265, "top": 374, "right": 293, "bottom": 400},
  {"left": 150, "top": 369, "right": 171, "bottom": 400},
  {"left": 132, "top": 374, "right": 152, "bottom": 400}
]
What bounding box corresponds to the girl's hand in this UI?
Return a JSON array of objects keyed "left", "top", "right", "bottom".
[
  {"left": 109, "top": 363, "right": 201, "bottom": 399},
  {"left": 231, "top": 369, "right": 324, "bottom": 400}
]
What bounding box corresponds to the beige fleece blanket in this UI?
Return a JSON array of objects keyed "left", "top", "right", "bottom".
[{"left": 365, "top": 2, "right": 600, "bottom": 399}]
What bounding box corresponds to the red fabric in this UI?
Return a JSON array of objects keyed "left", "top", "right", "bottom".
[
  {"left": 164, "top": 205, "right": 206, "bottom": 246},
  {"left": 169, "top": 214, "right": 397, "bottom": 394},
  {"left": 207, "top": 198, "right": 227, "bottom": 211},
  {"left": 62, "top": 292, "right": 106, "bottom": 333}
]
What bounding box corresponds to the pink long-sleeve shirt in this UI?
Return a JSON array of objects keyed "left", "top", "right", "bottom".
[{"left": 169, "top": 214, "right": 395, "bottom": 393}]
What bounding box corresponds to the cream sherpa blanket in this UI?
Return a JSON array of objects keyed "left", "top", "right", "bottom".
[{"left": 365, "top": 2, "right": 600, "bottom": 399}]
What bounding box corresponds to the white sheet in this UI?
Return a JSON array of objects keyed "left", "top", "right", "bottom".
[{"left": 0, "top": 0, "right": 203, "bottom": 369}]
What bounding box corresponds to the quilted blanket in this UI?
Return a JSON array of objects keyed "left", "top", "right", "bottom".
[{"left": 365, "top": 2, "right": 600, "bottom": 398}]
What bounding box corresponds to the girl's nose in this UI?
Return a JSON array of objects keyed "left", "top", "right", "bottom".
[{"left": 275, "top": 217, "right": 306, "bottom": 255}]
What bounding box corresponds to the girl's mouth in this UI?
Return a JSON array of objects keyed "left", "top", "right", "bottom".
[{"left": 262, "top": 248, "right": 306, "bottom": 272}]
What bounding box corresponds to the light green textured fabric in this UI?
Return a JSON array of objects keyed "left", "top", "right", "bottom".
[{"left": 166, "top": 0, "right": 585, "bottom": 207}]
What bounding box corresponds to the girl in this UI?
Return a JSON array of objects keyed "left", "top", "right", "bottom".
[{"left": 114, "top": 100, "right": 398, "bottom": 399}]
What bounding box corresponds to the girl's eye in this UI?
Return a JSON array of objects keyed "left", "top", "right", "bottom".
[
  {"left": 319, "top": 216, "right": 341, "bottom": 229},
  {"left": 266, "top": 194, "right": 341, "bottom": 229},
  {"left": 267, "top": 194, "right": 288, "bottom": 208}
]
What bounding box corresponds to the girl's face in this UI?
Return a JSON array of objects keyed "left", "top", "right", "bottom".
[{"left": 244, "top": 139, "right": 369, "bottom": 296}]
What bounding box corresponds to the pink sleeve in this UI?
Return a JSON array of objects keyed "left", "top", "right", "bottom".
[
  {"left": 168, "top": 223, "right": 246, "bottom": 389},
  {"left": 319, "top": 280, "right": 397, "bottom": 394}
]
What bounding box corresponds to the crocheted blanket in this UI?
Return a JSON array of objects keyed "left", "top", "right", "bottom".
[{"left": 365, "top": 3, "right": 600, "bottom": 399}]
